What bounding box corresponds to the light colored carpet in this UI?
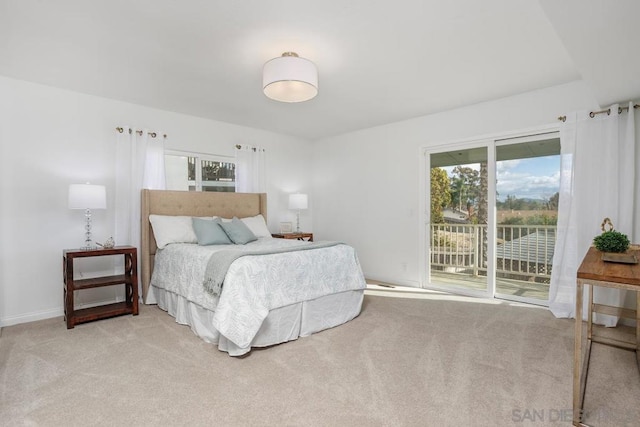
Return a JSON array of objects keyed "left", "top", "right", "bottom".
[{"left": 1, "top": 292, "right": 639, "bottom": 426}]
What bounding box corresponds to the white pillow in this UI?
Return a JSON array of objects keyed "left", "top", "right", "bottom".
[
  {"left": 149, "top": 215, "right": 199, "bottom": 249},
  {"left": 241, "top": 214, "right": 272, "bottom": 239}
]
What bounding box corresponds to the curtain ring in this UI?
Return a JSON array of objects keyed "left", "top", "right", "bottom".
[
  {"left": 589, "top": 111, "right": 595, "bottom": 118},
  {"left": 606, "top": 108, "right": 611, "bottom": 115}
]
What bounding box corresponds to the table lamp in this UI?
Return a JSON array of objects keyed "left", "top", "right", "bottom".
[
  {"left": 68, "top": 183, "right": 106, "bottom": 249},
  {"left": 288, "top": 193, "right": 308, "bottom": 233}
]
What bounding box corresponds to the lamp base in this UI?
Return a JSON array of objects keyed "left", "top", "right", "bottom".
[{"left": 81, "top": 208, "right": 96, "bottom": 250}]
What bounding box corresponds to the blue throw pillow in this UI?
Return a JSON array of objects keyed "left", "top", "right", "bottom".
[
  {"left": 192, "top": 217, "right": 233, "bottom": 245},
  {"left": 219, "top": 217, "right": 258, "bottom": 244}
]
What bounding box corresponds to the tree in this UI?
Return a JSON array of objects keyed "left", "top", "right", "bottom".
[
  {"left": 548, "top": 192, "right": 559, "bottom": 210},
  {"left": 430, "top": 168, "right": 451, "bottom": 224},
  {"left": 477, "top": 162, "right": 488, "bottom": 225},
  {"left": 450, "top": 176, "right": 465, "bottom": 212},
  {"left": 449, "top": 165, "right": 480, "bottom": 214},
  {"left": 477, "top": 162, "right": 489, "bottom": 269},
  {"left": 505, "top": 194, "right": 517, "bottom": 210}
]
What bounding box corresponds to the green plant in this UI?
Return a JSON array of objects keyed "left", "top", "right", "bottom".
[
  {"left": 433, "top": 233, "right": 456, "bottom": 249},
  {"left": 593, "top": 230, "right": 630, "bottom": 253}
]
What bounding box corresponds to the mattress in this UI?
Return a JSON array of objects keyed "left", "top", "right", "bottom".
[{"left": 150, "top": 238, "right": 366, "bottom": 355}]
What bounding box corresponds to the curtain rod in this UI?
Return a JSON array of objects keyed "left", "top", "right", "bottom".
[
  {"left": 115, "top": 127, "right": 167, "bottom": 138},
  {"left": 557, "top": 104, "right": 639, "bottom": 122},
  {"left": 235, "top": 144, "right": 265, "bottom": 152}
]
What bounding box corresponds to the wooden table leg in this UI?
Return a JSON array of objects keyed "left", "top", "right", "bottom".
[
  {"left": 637, "top": 290, "right": 640, "bottom": 371},
  {"left": 64, "top": 254, "right": 75, "bottom": 329},
  {"left": 573, "top": 281, "right": 583, "bottom": 425},
  {"left": 587, "top": 284, "right": 593, "bottom": 341}
]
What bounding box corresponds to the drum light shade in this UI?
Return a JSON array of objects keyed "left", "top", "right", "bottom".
[{"left": 263, "top": 52, "right": 318, "bottom": 103}]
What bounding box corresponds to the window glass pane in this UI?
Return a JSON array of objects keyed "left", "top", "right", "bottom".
[
  {"left": 165, "top": 155, "right": 189, "bottom": 191},
  {"left": 201, "top": 160, "right": 235, "bottom": 192},
  {"left": 165, "top": 152, "right": 236, "bottom": 192},
  {"left": 188, "top": 157, "right": 196, "bottom": 181}
]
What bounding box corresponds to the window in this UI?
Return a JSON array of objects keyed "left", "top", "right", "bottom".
[{"left": 165, "top": 151, "right": 236, "bottom": 192}]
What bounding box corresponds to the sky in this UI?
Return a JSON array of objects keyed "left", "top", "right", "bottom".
[
  {"left": 442, "top": 154, "right": 561, "bottom": 202},
  {"left": 496, "top": 155, "right": 560, "bottom": 201}
]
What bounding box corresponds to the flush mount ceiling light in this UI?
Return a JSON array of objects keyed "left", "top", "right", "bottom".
[{"left": 263, "top": 52, "right": 318, "bottom": 103}]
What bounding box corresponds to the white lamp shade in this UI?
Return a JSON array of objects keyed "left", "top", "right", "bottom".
[
  {"left": 289, "top": 193, "right": 308, "bottom": 210},
  {"left": 263, "top": 53, "right": 318, "bottom": 103},
  {"left": 68, "top": 184, "right": 107, "bottom": 209}
]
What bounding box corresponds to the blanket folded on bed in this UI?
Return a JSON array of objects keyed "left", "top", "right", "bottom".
[{"left": 203, "top": 241, "right": 343, "bottom": 296}]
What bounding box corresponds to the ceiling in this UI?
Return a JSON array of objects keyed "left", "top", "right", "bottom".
[{"left": 1, "top": 0, "right": 639, "bottom": 140}]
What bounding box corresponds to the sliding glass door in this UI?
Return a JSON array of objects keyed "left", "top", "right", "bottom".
[
  {"left": 494, "top": 136, "right": 560, "bottom": 303},
  {"left": 428, "top": 146, "right": 490, "bottom": 296},
  {"left": 425, "top": 132, "right": 560, "bottom": 305}
]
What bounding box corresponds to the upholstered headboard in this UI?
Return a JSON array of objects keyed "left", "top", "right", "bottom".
[{"left": 140, "top": 189, "right": 267, "bottom": 303}]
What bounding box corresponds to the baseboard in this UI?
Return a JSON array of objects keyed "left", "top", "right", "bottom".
[
  {"left": 0, "top": 307, "right": 63, "bottom": 327},
  {"left": 364, "top": 276, "right": 420, "bottom": 288},
  {"left": 0, "top": 298, "right": 128, "bottom": 327}
]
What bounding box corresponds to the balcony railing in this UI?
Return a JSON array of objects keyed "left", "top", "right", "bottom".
[{"left": 430, "top": 224, "right": 556, "bottom": 284}]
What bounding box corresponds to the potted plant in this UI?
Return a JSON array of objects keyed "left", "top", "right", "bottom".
[
  {"left": 593, "top": 218, "right": 634, "bottom": 263},
  {"left": 593, "top": 218, "right": 630, "bottom": 253}
]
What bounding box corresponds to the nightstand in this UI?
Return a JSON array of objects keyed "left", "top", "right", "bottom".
[
  {"left": 271, "top": 232, "right": 314, "bottom": 242},
  {"left": 63, "top": 246, "right": 138, "bottom": 329}
]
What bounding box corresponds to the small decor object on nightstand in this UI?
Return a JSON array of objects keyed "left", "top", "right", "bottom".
[
  {"left": 96, "top": 236, "right": 115, "bottom": 249},
  {"left": 594, "top": 217, "right": 635, "bottom": 263},
  {"left": 279, "top": 222, "right": 293, "bottom": 234}
]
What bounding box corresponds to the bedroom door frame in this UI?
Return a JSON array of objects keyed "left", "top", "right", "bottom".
[{"left": 419, "top": 123, "right": 560, "bottom": 304}]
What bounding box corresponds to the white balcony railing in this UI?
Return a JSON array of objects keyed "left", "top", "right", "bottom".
[{"left": 430, "top": 224, "right": 556, "bottom": 284}]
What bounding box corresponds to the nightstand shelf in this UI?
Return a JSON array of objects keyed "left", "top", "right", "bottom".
[
  {"left": 63, "top": 246, "right": 138, "bottom": 329},
  {"left": 72, "top": 274, "right": 133, "bottom": 290},
  {"left": 71, "top": 302, "right": 134, "bottom": 325}
]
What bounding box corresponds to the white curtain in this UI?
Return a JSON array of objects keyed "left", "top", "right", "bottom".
[
  {"left": 549, "top": 102, "right": 638, "bottom": 325},
  {"left": 235, "top": 145, "right": 266, "bottom": 193},
  {"left": 115, "top": 127, "right": 166, "bottom": 301}
]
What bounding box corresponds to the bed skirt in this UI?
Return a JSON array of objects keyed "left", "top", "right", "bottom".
[{"left": 152, "top": 285, "right": 364, "bottom": 356}]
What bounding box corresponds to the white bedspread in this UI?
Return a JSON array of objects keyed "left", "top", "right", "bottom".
[{"left": 150, "top": 239, "right": 366, "bottom": 350}]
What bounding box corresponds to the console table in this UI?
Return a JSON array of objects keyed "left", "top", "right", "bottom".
[{"left": 573, "top": 246, "right": 640, "bottom": 426}]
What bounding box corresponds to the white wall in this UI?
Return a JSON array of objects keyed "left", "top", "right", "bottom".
[
  {"left": 0, "top": 75, "right": 624, "bottom": 326},
  {"left": 311, "top": 81, "right": 599, "bottom": 287},
  {"left": 0, "top": 75, "right": 313, "bottom": 326}
]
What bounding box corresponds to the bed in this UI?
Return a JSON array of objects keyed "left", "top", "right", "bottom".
[{"left": 140, "top": 189, "right": 366, "bottom": 356}]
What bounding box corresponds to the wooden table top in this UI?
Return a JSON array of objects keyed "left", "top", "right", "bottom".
[{"left": 577, "top": 246, "right": 640, "bottom": 287}]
